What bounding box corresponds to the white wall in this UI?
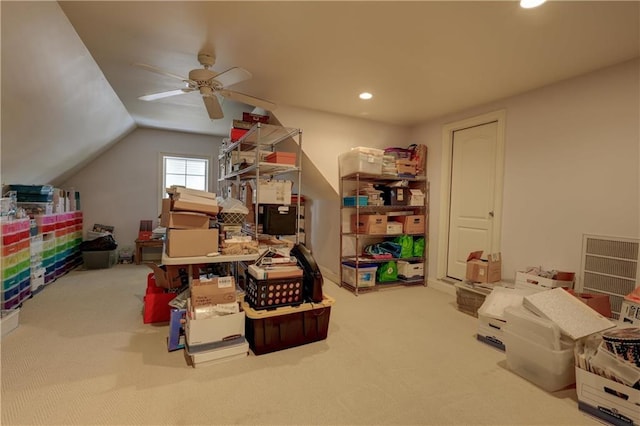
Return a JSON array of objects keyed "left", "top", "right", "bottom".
[
  {"left": 272, "top": 107, "right": 412, "bottom": 279},
  {"left": 62, "top": 128, "right": 222, "bottom": 250},
  {"left": 274, "top": 105, "right": 412, "bottom": 192},
  {"left": 411, "top": 59, "right": 640, "bottom": 285}
]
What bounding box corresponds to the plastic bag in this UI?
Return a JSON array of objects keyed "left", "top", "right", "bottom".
[
  {"left": 377, "top": 261, "right": 398, "bottom": 282},
  {"left": 80, "top": 234, "right": 117, "bottom": 252},
  {"left": 394, "top": 235, "right": 414, "bottom": 258},
  {"left": 364, "top": 241, "right": 402, "bottom": 258},
  {"left": 413, "top": 237, "right": 425, "bottom": 257}
]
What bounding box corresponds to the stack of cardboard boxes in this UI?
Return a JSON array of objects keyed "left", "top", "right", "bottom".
[
  {"left": 161, "top": 186, "right": 219, "bottom": 258},
  {"left": 184, "top": 274, "right": 249, "bottom": 367}
]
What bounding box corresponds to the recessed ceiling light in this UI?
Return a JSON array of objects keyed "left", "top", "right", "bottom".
[
  {"left": 520, "top": 0, "right": 546, "bottom": 8},
  {"left": 359, "top": 92, "right": 373, "bottom": 100}
]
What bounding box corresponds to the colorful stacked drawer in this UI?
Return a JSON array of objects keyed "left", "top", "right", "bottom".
[
  {"left": 1, "top": 218, "right": 31, "bottom": 309},
  {"left": 36, "top": 214, "right": 58, "bottom": 284},
  {"left": 30, "top": 234, "right": 45, "bottom": 293},
  {"left": 68, "top": 211, "right": 83, "bottom": 269}
]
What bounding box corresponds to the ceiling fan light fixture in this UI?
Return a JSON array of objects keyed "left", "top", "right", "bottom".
[
  {"left": 359, "top": 92, "right": 373, "bottom": 100},
  {"left": 520, "top": 0, "right": 546, "bottom": 8}
]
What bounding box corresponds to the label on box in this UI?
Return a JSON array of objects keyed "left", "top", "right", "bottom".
[{"left": 213, "top": 276, "right": 233, "bottom": 289}]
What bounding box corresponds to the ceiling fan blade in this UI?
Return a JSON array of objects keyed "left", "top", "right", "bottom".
[
  {"left": 212, "top": 67, "right": 252, "bottom": 88},
  {"left": 132, "top": 62, "right": 189, "bottom": 82},
  {"left": 138, "top": 88, "right": 194, "bottom": 101},
  {"left": 219, "top": 89, "right": 276, "bottom": 111},
  {"left": 202, "top": 95, "right": 223, "bottom": 119}
]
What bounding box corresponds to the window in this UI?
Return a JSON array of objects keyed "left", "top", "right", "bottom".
[{"left": 161, "top": 154, "right": 209, "bottom": 197}]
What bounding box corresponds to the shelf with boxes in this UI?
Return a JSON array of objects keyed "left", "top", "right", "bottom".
[
  {"left": 217, "top": 122, "right": 303, "bottom": 244},
  {"left": 339, "top": 146, "right": 429, "bottom": 295}
]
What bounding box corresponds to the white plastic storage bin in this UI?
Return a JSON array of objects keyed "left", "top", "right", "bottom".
[
  {"left": 503, "top": 328, "right": 575, "bottom": 392},
  {"left": 341, "top": 263, "right": 377, "bottom": 288},
  {"left": 1, "top": 309, "right": 20, "bottom": 338},
  {"left": 339, "top": 150, "right": 383, "bottom": 176}
]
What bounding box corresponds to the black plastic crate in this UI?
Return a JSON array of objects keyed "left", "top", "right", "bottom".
[{"left": 245, "top": 272, "right": 303, "bottom": 310}]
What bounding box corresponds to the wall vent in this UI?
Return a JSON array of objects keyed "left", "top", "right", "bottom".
[{"left": 577, "top": 234, "right": 639, "bottom": 319}]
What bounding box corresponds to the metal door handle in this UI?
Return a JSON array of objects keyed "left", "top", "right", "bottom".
[{"left": 489, "top": 211, "right": 494, "bottom": 218}]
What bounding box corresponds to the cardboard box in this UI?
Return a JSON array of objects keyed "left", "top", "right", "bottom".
[
  {"left": 572, "top": 292, "right": 612, "bottom": 318},
  {"left": 576, "top": 367, "right": 640, "bottom": 426},
  {"left": 230, "top": 127, "right": 249, "bottom": 141},
  {"left": 165, "top": 228, "right": 218, "bottom": 257},
  {"left": 265, "top": 152, "right": 296, "bottom": 165},
  {"left": 396, "top": 159, "right": 418, "bottom": 175},
  {"left": 408, "top": 189, "right": 425, "bottom": 206},
  {"left": 477, "top": 314, "right": 506, "bottom": 351},
  {"left": 165, "top": 212, "right": 210, "bottom": 229},
  {"left": 466, "top": 251, "right": 502, "bottom": 283},
  {"left": 190, "top": 276, "right": 237, "bottom": 307},
  {"left": 351, "top": 214, "right": 387, "bottom": 234},
  {"left": 619, "top": 299, "right": 640, "bottom": 326},
  {"left": 392, "top": 214, "right": 425, "bottom": 234},
  {"left": 172, "top": 199, "right": 219, "bottom": 216},
  {"left": 185, "top": 300, "right": 245, "bottom": 347},
  {"left": 167, "top": 186, "right": 216, "bottom": 200},
  {"left": 160, "top": 198, "right": 172, "bottom": 227},
  {"left": 386, "top": 222, "right": 403, "bottom": 234},
  {"left": 250, "top": 180, "right": 292, "bottom": 205},
  {"left": 146, "top": 264, "right": 191, "bottom": 289},
  {"left": 515, "top": 271, "right": 574, "bottom": 291},
  {"left": 397, "top": 261, "right": 424, "bottom": 278}
]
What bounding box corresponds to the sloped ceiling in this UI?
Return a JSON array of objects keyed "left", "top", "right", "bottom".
[
  {"left": 1, "top": 1, "right": 136, "bottom": 186},
  {"left": 1, "top": 1, "right": 639, "bottom": 187}
]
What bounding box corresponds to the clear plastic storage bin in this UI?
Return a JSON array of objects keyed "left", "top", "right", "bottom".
[
  {"left": 339, "top": 150, "right": 383, "bottom": 176},
  {"left": 503, "top": 328, "right": 575, "bottom": 392}
]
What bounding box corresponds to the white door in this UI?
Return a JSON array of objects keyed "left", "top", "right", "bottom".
[{"left": 446, "top": 121, "right": 499, "bottom": 280}]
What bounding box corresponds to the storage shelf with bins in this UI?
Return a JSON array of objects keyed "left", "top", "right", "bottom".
[
  {"left": 217, "top": 123, "right": 303, "bottom": 244},
  {"left": 339, "top": 172, "right": 429, "bottom": 295},
  {"left": 1, "top": 218, "right": 32, "bottom": 310}
]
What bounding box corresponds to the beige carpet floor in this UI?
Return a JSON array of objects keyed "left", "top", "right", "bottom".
[{"left": 1, "top": 264, "right": 598, "bottom": 425}]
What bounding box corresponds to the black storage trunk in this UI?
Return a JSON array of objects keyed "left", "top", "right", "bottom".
[
  {"left": 260, "top": 204, "right": 297, "bottom": 235},
  {"left": 244, "top": 297, "right": 334, "bottom": 355}
]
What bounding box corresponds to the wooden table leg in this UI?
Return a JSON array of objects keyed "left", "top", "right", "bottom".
[{"left": 135, "top": 241, "right": 143, "bottom": 265}]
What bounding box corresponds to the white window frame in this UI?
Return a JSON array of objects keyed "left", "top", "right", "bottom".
[{"left": 159, "top": 153, "right": 211, "bottom": 201}]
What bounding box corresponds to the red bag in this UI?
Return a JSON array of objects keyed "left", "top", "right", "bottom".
[
  {"left": 143, "top": 273, "right": 177, "bottom": 324},
  {"left": 409, "top": 144, "right": 428, "bottom": 175}
]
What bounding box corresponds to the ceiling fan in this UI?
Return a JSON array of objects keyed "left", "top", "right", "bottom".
[{"left": 133, "top": 52, "right": 276, "bottom": 120}]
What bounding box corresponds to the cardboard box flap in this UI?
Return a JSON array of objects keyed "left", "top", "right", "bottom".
[{"left": 467, "top": 250, "right": 484, "bottom": 262}]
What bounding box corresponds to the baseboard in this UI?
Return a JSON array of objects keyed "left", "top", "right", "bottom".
[
  {"left": 320, "top": 266, "right": 457, "bottom": 297},
  {"left": 320, "top": 265, "right": 340, "bottom": 287},
  {"left": 428, "top": 278, "right": 456, "bottom": 296}
]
